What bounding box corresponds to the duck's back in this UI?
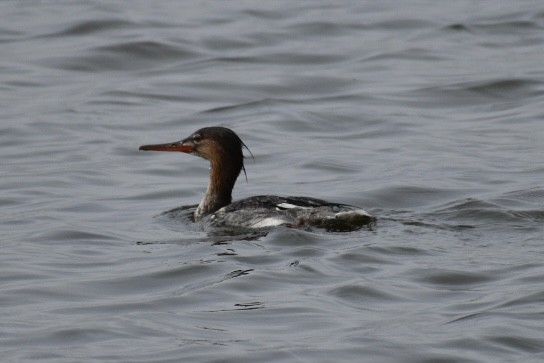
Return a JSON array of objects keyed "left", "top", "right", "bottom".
[{"left": 209, "top": 195, "right": 375, "bottom": 231}]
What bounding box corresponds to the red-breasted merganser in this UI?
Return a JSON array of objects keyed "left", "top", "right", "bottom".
[{"left": 139, "top": 127, "right": 375, "bottom": 231}]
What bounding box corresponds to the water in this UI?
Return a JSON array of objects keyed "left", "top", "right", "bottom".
[{"left": 2, "top": 1, "right": 544, "bottom": 362}]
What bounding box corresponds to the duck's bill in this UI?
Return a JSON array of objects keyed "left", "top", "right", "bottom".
[{"left": 139, "top": 141, "right": 193, "bottom": 153}]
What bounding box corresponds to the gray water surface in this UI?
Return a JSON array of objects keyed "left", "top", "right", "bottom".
[{"left": 2, "top": 1, "right": 544, "bottom": 362}]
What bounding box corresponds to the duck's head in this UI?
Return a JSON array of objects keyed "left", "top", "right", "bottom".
[{"left": 139, "top": 126, "right": 251, "bottom": 186}]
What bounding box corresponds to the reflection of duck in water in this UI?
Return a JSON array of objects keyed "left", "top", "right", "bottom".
[{"left": 140, "top": 126, "right": 375, "bottom": 231}]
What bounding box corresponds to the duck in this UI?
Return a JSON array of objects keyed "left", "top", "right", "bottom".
[{"left": 139, "top": 126, "right": 375, "bottom": 231}]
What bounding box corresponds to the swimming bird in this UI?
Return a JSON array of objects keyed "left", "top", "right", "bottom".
[{"left": 139, "top": 127, "right": 374, "bottom": 231}]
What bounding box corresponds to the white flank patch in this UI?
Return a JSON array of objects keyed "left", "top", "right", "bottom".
[
  {"left": 276, "top": 203, "right": 309, "bottom": 210},
  {"left": 335, "top": 209, "right": 372, "bottom": 219},
  {"left": 251, "top": 217, "right": 286, "bottom": 228}
]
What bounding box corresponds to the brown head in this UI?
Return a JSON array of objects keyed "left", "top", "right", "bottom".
[{"left": 140, "top": 127, "right": 249, "bottom": 174}]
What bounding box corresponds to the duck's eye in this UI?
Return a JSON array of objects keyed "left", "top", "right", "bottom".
[{"left": 192, "top": 134, "right": 202, "bottom": 143}]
